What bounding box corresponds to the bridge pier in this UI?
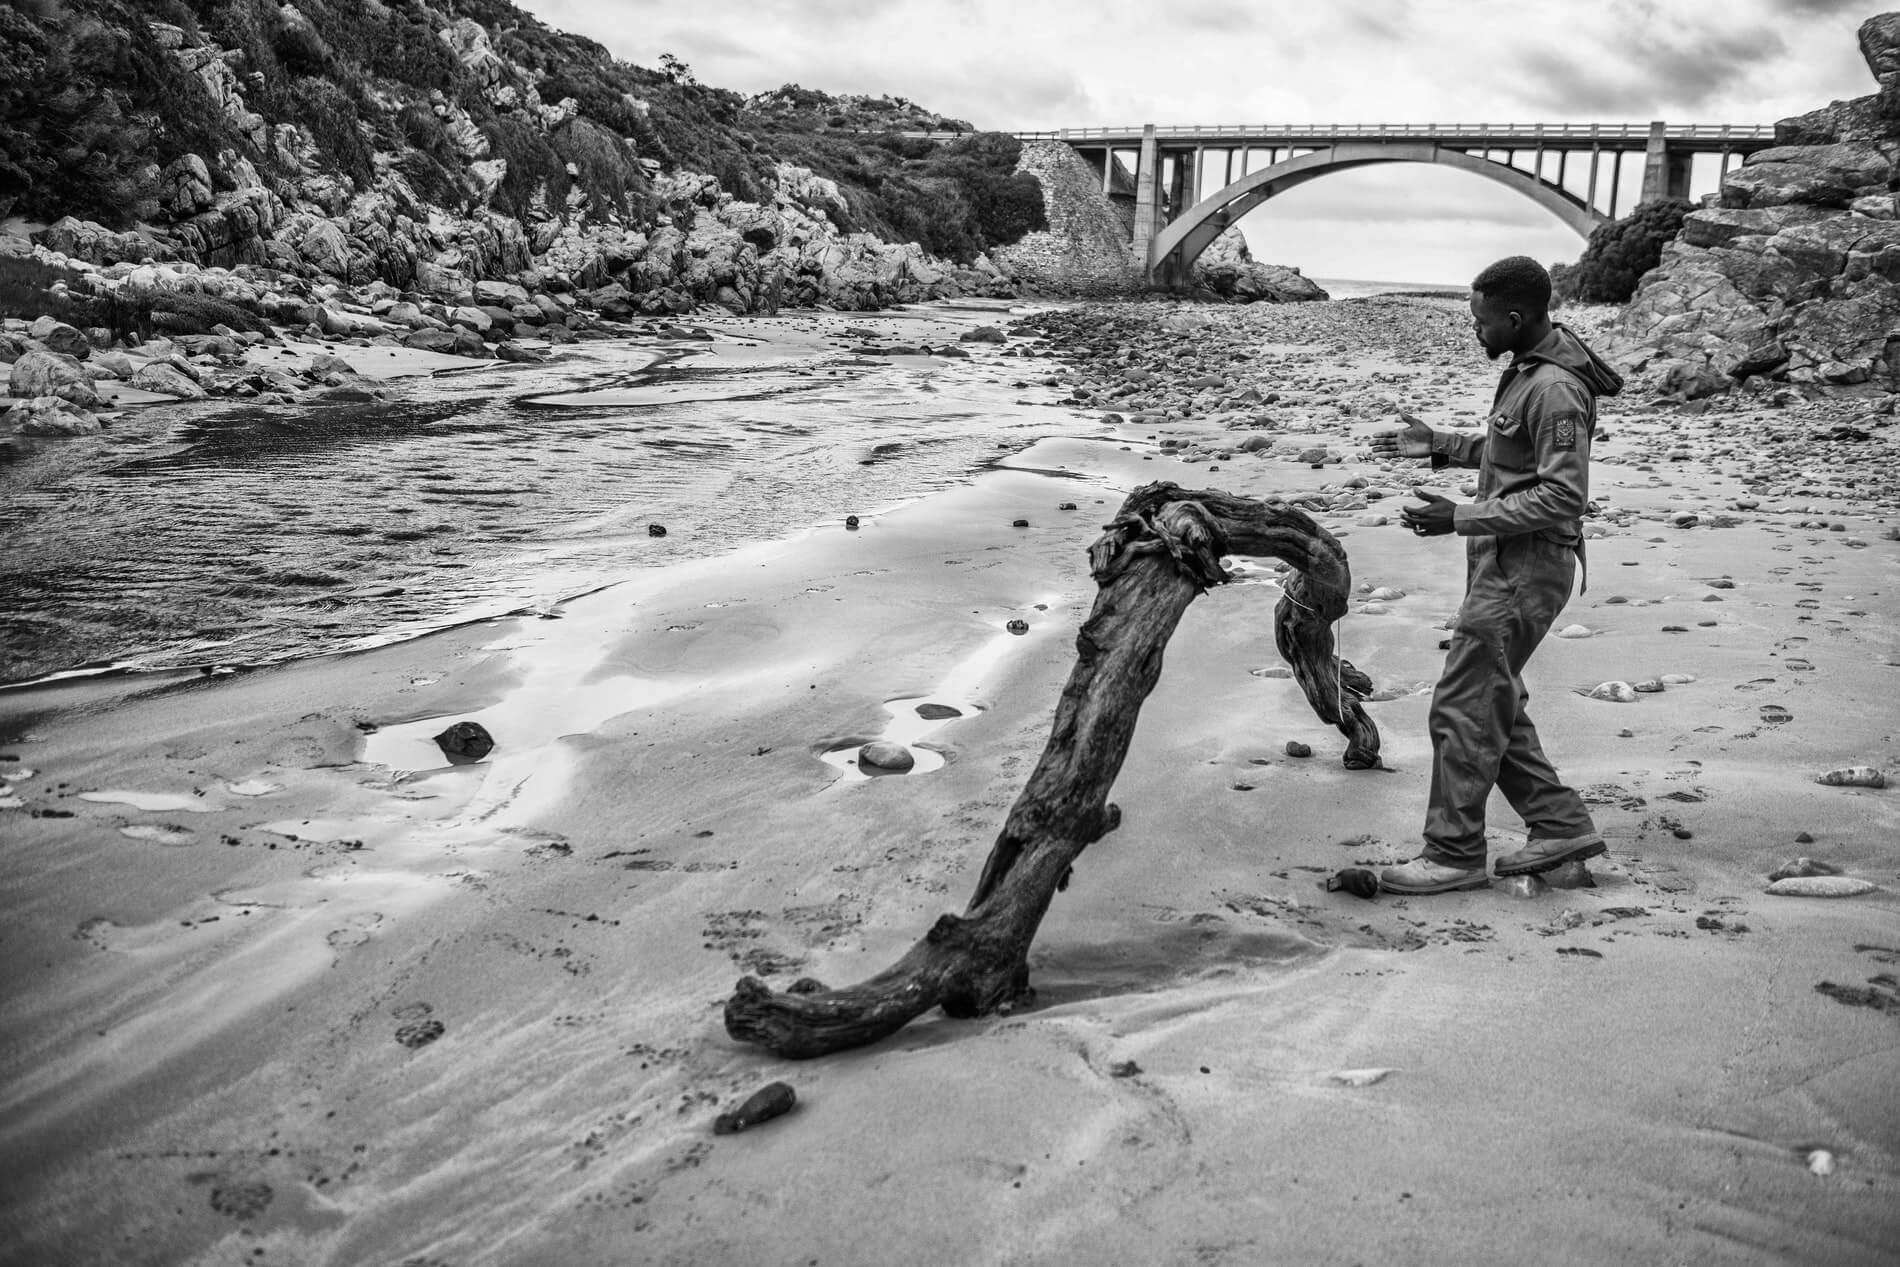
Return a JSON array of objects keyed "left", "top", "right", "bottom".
[
  {"left": 1639, "top": 119, "right": 1693, "bottom": 207},
  {"left": 1133, "top": 125, "right": 1162, "bottom": 263}
]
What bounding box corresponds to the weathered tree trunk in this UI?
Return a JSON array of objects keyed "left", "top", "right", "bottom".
[{"left": 724, "top": 482, "right": 1379, "bottom": 1058}]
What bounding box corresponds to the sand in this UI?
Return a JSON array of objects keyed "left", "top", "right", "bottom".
[{"left": 2, "top": 299, "right": 1897, "bottom": 1266}]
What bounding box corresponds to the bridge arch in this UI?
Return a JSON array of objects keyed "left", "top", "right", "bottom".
[{"left": 1147, "top": 141, "right": 1609, "bottom": 285}]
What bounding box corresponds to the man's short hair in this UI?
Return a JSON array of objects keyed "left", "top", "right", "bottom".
[{"left": 1471, "top": 256, "right": 1551, "bottom": 315}]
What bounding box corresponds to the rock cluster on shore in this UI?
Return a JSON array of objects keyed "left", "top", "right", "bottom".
[
  {"left": 1610, "top": 13, "right": 1900, "bottom": 397},
  {"left": 1011, "top": 297, "right": 1897, "bottom": 535}
]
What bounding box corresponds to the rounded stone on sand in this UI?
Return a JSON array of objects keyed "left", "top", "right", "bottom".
[
  {"left": 1765, "top": 875, "right": 1876, "bottom": 897},
  {"left": 858, "top": 741, "right": 914, "bottom": 772},
  {"left": 1814, "top": 766, "right": 1886, "bottom": 788}
]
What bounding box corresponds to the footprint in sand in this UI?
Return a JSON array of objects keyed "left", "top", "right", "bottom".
[{"left": 325, "top": 911, "right": 385, "bottom": 949}]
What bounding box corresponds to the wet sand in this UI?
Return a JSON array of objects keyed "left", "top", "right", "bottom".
[{"left": 2, "top": 298, "right": 1897, "bottom": 1265}]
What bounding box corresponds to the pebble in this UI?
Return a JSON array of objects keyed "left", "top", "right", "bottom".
[
  {"left": 1554, "top": 624, "right": 1594, "bottom": 638},
  {"left": 858, "top": 741, "right": 915, "bottom": 772},
  {"left": 1284, "top": 740, "right": 1313, "bottom": 758},
  {"left": 1765, "top": 876, "right": 1877, "bottom": 897},
  {"left": 1583, "top": 681, "right": 1638, "bottom": 702},
  {"left": 713, "top": 1082, "right": 796, "bottom": 1135},
  {"left": 1767, "top": 857, "right": 1839, "bottom": 881},
  {"left": 1005, "top": 618, "right": 1029, "bottom": 635},
  {"left": 1814, "top": 766, "right": 1886, "bottom": 788},
  {"left": 1633, "top": 678, "right": 1665, "bottom": 693},
  {"left": 1364, "top": 586, "right": 1406, "bottom": 601},
  {"left": 1545, "top": 858, "right": 1597, "bottom": 889},
  {"left": 1327, "top": 1068, "right": 1395, "bottom": 1087},
  {"left": 1499, "top": 874, "right": 1550, "bottom": 898},
  {"left": 1807, "top": 1149, "right": 1836, "bottom": 1177},
  {"left": 433, "top": 720, "right": 495, "bottom": 762},
  {"left": 1325, "top": 868, "right": 1380, "bottom": 898},
  {"left": 1659, "top": 673, "right": 1696, "bottom": 685},
  {"left": 647, "top": 523, "right": 667, "bottom": 537}
]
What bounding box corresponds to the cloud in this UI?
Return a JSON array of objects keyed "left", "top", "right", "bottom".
[
  {"left": 1771, "top": 0, "right": 1871, "bottom": 14},
  {"left": 1170, "top": 0, "right": 1259, "bottom": 32},
  {"left": 1343, "top": 0, "right": 1411, "bottom": 43},
  {"left": 1511, "top": 16, "right": 1791, "bottom": 115},
  {"left": 657, "top": 27, "right": 759, "bottom": 63}
]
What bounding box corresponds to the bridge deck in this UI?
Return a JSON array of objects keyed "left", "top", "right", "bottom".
[{"left": 906, "top": 122, "right": 1777, "bottom": 152}]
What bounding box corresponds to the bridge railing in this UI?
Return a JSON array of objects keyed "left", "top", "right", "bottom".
[{"left": 1000, "top": 122, "right": 1776, "bottom": 142}]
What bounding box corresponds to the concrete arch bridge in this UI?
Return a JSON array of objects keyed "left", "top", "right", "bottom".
[{"left": 1011, "top": 122, "right": 1777, "bottom": 285}]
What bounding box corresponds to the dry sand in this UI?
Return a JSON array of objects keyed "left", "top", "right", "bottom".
[{"left": 2, "top": 299, "right": 1897, "bottom": 1266}]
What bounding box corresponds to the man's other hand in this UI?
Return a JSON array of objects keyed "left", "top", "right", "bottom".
[
  {"left": 1370, "top": 412, "right": 1434, "bottom": 460},
  {"left": 1400, "top": 489, "right": 1458, "bottom": 537}
]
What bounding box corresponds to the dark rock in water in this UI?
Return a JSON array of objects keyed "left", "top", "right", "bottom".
[
  {"left": 648, "top": 523, "right": 667, "bottom": 537},
  {"left": 13, "top": 396, "right": 102, "bottom": 435},
  {"left": 1006, "top": 619, "right": 1029, "bottom": 634},
  {"left": 914, "top": 703, "right": 962, "bottom": 720},
  {"left": 844, "top": 515, "right": 860, "bottom": 529},
  {"left": 433, "top": 721, "right": 495, "bottom": 763},
  {"left": 858, "top": 740, "right": 914, "bottom": 772},
  {"left": 961, "top": 325, "right": 1007, "bottom": 343},
  {"left": 713, "top": 1081, "right": 796, "bottom": 1134},
  {"left": 495, "top": 341, "right": 545, "bottom": 363}
]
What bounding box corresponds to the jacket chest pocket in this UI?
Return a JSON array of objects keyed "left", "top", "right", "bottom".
[{"left": 1486, "top": 412, "right": 1535, "bottom": 473}]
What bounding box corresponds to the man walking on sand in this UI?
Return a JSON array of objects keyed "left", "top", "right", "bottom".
[{"left": 1371, "top": 256, "right": 1624, "bottom": 895}]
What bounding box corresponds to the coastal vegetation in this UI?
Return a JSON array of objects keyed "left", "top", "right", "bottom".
[
  {"left": 0, "top": 0, "right": 1041, "bottom": 266},
  {"left": 1552, "top": 198, "right": 1696, "bottom": 304}
]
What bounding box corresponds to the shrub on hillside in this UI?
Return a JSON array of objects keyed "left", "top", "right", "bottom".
[{"left": 1555, "top": 198, "right": 1695, "bottom": 304}]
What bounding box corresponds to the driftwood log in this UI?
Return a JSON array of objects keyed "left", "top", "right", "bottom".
[{"left": 725, "top": 482, "right": 1381, "bottom": 1058}]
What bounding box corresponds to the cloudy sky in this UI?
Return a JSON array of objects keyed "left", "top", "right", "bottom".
[{"left": 512, "top": 0, "right": 1878, "bottom": 284}]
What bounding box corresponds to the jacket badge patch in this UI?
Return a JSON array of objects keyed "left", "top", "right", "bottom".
[{"left": 1553, "top": 414, "right": 1579, "bottom": 451}]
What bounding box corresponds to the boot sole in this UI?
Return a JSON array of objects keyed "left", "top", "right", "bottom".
[
  {"left": 1493, "top": 837, "right": 1607, "bottom": 877},
  {"left": 1378, "top": 873, "right": 1491, "bottom": 895}
]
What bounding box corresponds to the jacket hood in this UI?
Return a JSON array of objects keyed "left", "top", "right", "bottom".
[{"left": 1520, "top": 323, "right": 1624, "bottom": 398}]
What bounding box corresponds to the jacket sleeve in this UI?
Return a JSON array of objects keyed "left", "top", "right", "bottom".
[
  {"left": 1452, "top": 373, "right": 1593, "bottom": 537},
  {"left": 1428, "top": 429, "right": 1484, "bottom": 469}
]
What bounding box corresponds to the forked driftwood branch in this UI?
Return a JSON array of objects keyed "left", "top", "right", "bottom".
[{"left": 724, "top": 482, "right": 1380, "bottom": 1058}]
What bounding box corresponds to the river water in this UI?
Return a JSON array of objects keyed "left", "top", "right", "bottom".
[{"left": 0, "top": 300, "right": 1072, "bottom": 685}]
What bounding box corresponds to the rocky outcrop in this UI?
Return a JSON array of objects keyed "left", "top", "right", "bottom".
[
  {"left": 990, "top": 141, "right": 1142, "bottom": 295},
  {"left": 1192, "top": 230, "right": 1330, "bottom": 304},
  {"left": 1612, "top": 13, "right": 1900, "bottom": 394}
]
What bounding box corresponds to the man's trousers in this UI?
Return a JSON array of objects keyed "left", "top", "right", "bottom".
[{"left": 1421, "top": 533, "right": 1597, "bottom": 868}]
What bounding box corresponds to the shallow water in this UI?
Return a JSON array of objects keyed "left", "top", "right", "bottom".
[{"left": 0, "top": 301, "right": 1063, "bottom": 684}]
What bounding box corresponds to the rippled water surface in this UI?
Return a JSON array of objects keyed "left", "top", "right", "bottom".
[{"left": 0, "top": 301, "right": 1064, "bottom": 683}]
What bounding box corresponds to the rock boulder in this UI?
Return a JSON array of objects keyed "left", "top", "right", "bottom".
[
  {"left": 9, "top": 350, "right": 101, "bottom": 407},
  {"left": 1611, "top": 12, "right": 1900, "bottom": 394}
]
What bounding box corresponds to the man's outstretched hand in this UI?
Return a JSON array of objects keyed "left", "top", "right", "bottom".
[
  {"left": 1400, "top": 489, "right": 1458, "bottom": 537},
  {"left": 1371, "top": 412, "right": 1434, "bottom": 460}
]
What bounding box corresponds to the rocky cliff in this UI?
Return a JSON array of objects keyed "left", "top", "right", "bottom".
[
  {"left": 1610, "top": 12, "right": 1900, "bottom": 398},
  {"left": 1, "top": 0, "right": 1030, "bottom": 331},
  {"left": 989, "top": 142, "right": 1143, "bottom": 295}
]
